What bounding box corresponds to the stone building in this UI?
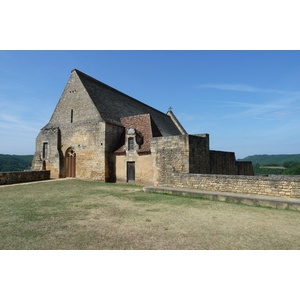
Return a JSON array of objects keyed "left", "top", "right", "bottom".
[{"left": 32, "top": 69, "right": 253, "bottom": 185}]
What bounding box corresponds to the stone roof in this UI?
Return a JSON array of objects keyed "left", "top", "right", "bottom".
[
  {"left": 74, "top": 69, "right": 183, "bottom": 136},
  {"left": 114, "top": 114, "right": 162, "bottom": 153}
]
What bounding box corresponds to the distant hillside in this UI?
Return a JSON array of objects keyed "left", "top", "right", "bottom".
[
  {"left": 0, "top": 154, "right": 33, "bottom": 172},
  {"left": 238, "top": 154, "right": 300, "bottom": 166}
]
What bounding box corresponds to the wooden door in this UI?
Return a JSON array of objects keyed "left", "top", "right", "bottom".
[
  {"left": 66, "top": 149, "right": 76, "bottom": 177},
  {"left": 127, "top": 162, "right": 135, "bottom": 182}
]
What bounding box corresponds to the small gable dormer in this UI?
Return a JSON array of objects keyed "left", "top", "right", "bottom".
[{"left": 125, "top": 128, "right": 144, "bottom": 153}]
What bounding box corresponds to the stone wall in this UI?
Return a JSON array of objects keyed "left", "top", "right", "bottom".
[
  {"left": 210, "top": 150, "right": 237, "bottom": 175},
  {"left": 209, "top": 151, "right": 254, "bottom": 175},
  {"left": 60, "top": 121, "right": 106, "bottom": 181},
  {"left": 151, "top": 135, "right": 190, "bottom": 185},
  {"left": 115, "top": 153, "right": 154, "bottom": 185},
  {"left": 151, "top": 134, "right": 253, "bottom": 185},
  {"left": 32, "top": 121, "right": 113, "bottom": 181},
  {"left": 105, "top": 123, "right": 125, "bottom": 182},
  {"left": 32, "top": 70, "right": 108, "bottom": 181},
  {"left": 189, "top": 134, "right": 210, "bottom": 173},
  {"left": 0, "top": 170, "right": 50, "bottom": 185},
  {"left": 48, "top": 71, "right": 102, "bottom": 125},
  {"left": 236, "top": 161, "right": 254, "bottom": 175},
  {"left": 165, "top": 173, "right": 300, "bottom": 199},
  {"left": 32, "top": 127, "right": 61, "bottom": 178}
]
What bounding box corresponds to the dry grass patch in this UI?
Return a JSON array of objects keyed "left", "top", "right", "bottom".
[{"left": 1, "top": 179, "right": 300, "bottom": 249}]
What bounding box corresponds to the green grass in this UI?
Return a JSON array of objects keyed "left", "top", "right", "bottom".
[{"left": 1, "top": 179, "right": 300, "bottom": 250}]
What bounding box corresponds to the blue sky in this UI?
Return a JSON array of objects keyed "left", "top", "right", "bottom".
[{"left": 1, "top": 50, "right": 300, "bottom": 158}]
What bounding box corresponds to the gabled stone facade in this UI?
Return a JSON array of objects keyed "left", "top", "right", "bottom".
[{"left": 32, "top": 69, "right": 253, "bottom": 185}]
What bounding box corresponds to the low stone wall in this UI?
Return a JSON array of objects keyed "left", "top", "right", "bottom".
[
  {"left": 0, "top": 170, "right": 51, "bottom": 185},
  {"left": 166, "top": 173, "right": 300, "bottom": 199}
]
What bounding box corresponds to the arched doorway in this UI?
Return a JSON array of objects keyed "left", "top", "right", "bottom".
[{"left": 66, "top": 148, "right": 76, "bottom": 177}]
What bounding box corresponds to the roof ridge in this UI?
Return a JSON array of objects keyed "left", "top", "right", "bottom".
[{"left": 72, "top": 69, "right": 170, "bottom": 117}]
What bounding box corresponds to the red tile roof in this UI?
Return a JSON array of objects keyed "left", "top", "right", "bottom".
[{"left": 114, "top": 114, "right": 162, "bottom": 154}]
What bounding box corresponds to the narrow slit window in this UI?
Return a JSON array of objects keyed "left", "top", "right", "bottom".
[
  {"left": 71, "top": 109, "right": 74, "bottom": 123},
  {"left": 42, "top": 142, "right": 48, "bottom": 159}
]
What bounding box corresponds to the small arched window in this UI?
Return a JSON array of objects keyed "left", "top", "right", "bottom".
[{"left": 128, "top": 137, "right": 134, "bottom": 150}]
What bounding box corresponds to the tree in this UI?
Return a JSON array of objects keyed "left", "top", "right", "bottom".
[
  {"left": 283, "top": 166, "right": 300, "bottom": 175},
  {"left": 282, "top": 161, "right": 300, "bottom": 168}
]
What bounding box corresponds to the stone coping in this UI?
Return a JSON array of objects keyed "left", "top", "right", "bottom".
[
  {"left": 143, "top": 186, "right": 300, "bottom": 211},
  {"left": 170, "top": 173, "right": 300, "bottom": 181}
]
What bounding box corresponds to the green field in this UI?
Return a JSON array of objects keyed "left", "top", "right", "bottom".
[{"left": 1, "top": 179, "right": 300, "bottom": 250}]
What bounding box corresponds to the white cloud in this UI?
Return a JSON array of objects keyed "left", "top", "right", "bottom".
[
  {"left": 195, "top": 83, "right": 300, "bottom": 121},
  {"left": 197, "top": 92, "right": 300, "bottom": 121},
  {"left": 0, "top": 110, "right": 44, "bottom": 154},
  {"left": 177, "top": 113, "right": 201, "bottom": 121},
  {"left": 0, "top": 113, "right": 19, "bottom": 123},
  {"left": 0, "top": 112, "right": 40, "bottom": 131},
  {"left": 199, "top": 99, "right": 258, "bottom": 108},
  {"left": 197, "top": 83, "right": 293, "bottom": 94}
]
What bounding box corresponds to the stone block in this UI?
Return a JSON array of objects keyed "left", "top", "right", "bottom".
[{"left": 291, "top": 189, "right": 300, "bottom": 198}]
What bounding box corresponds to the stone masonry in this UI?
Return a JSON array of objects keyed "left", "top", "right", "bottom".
[
  {"left": 165, "top": 173, "right": 300, "bottom": 199},
  {"left": 0, "top": 170, "right": 50, "bottom": 185},
  {"left": 32, "top": 69, "right": 253, "bottom": 186}
]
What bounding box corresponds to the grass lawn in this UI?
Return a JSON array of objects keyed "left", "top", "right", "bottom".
[{"left": 1, "top": 179, "right": 300, "bottom": 250}]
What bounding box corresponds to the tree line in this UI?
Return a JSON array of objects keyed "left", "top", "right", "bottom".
[
  {"left": 253, "top": 162, "right": 300, "bottom": 175},
  {"left": 238, "top": 154, "right": 300, "bottom": 175},
  {"left": 0, "top": 154, "right": 33, "bottom": 172}
]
